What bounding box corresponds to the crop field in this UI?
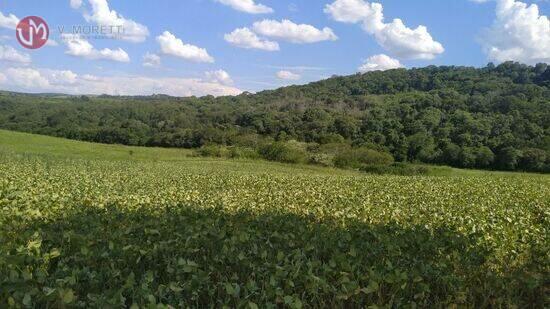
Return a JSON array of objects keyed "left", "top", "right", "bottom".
[{"left": 0, "top": 130, "right": 548, "bottom": 308}]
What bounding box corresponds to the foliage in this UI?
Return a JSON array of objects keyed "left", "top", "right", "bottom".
[
  {"left": 258, "top": 142, "right": 308, "bottom": 164},
  {"left": 0, "top": 62, "right": 549, "bottom": 173},
  {"left": 361, "top": 163, "right": 433, "bottom": 176},
  {"left": 333, "top": 147, "right": 394, "bottom": 169}
]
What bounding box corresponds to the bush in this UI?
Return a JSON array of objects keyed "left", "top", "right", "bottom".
[
  {"left": 333, "top": 147, "right": 394, "bottom": 169},
  {"left": 361, "top": 163, "right": 431, "bottom": 175},
  {"left": 519, "top": 148, "right": 547, "bottom": 172},
  {"left": 258, "top": 142, "right": 308, "bottom": 164},
  {"left": 228, "top": 147, "right": 260, "bottom": 160},
  {"left": 318, "top": 133, "right": 345, "bottom": 144},
  {"left": 308, "top": 153, "right": 333, "bottom": 166}
]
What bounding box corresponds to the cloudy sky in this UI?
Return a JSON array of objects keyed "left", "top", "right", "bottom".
[{"left": 0, "top": 0, "right": 548, "bottom": 96}]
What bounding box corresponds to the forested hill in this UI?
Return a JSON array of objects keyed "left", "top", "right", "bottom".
[{"left": 1, "top": 62, "right": 549, "bottom": 172}]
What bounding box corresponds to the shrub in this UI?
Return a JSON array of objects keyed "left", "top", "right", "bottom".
[
  {"left": 318, "top": 133, "right": 345, "bottom": 145},
  {"left": 228, "top": 147, "right": 260, "bottom": 160},
  {"left": 519, "top": 148, "right": 547, "bottom": 172},
  {"left": 196, "top": 145, "right": 230, "bottom": 158},
  {"left": 308, "top": 153, "right": 333, "bottom": 166},
  {"left": 258, "top": 142, "right": 308, "bottom": 164},
  {"left": 333, "top": 147, "right": 394, "bottom": 169}
]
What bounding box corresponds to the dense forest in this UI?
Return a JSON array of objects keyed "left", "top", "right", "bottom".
[{"left": 1, "top": 62, "right": 549, "bottom": 172}]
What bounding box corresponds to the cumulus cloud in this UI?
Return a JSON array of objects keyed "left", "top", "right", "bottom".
[
  {"left": 205, "top": 69, "right": 234, "bottom": 85},
  {"left": 215, "top": 0, "right": 273, "bottom": 14},
  {"left": 76, "top": 0, "right": 149, "bottom": 43},
  {"left": 3, "top": 68, "right": 50, "bottom": 89},
  {"left": 224, "top": 27, "right": 280, "bottom": 51},
  {"left": 157, "top": 31, "right": 214, "bottom": 63},
  {"left": 0, "top": 44, "right": 31, "bottom": 63},
  {"left": 276, "top": 70, "right": 301, "bottom": 80},
  {"left": 62, "top": 34, "right": 130, "bottom": 62},
  {"left": 324, "top": 0, "right": 374, "bottom": 23},
  {"left": 358, "top": 54, "right": 403, "bottom": 72},
  {"left": 325, "top": 0, "right": 444, "bottom": 60},
  {"left": 479, "top": 0, "right": 549, "bottom": 64},
  {"left": 142, "top": 52, "right": 161, "bottom": 67},
  {"left": 0, "top": 11, "right": 19, "bottom": 29},
  {"left": 0, "top": 67, "right": 242, "bottom": 97},
  {"left": 46, "top": 70, "right": 78, "bottom": 85},
  {"left": 253, "top": 19, "right": 338, "bottom": 44}
]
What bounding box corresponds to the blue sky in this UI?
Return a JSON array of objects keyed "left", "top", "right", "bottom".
[{"left": 0, "top": 0, "right": 548, "bottom": 96}]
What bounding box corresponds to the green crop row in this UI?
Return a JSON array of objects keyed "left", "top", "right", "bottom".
[{"left": 0, "top": 155, "right": 548, "bottom": 308}]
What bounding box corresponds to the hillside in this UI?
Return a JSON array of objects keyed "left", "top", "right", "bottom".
[{"left": 0, "top": 62, "right": 549, "bottom": 172}]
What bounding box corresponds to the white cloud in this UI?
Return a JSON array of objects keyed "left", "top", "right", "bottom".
[
  {"left": 324, "top": 0, "right": 374, "bottom": 23},
  {"left": 62, "top": 34, "right": 130, "bottom": 62},
  {"left": 358, "top": 54, "right": 403, "bottom": 72},
  {"left": 479, "top": 0, "right": 550, "bottom": 64},
  {"left": 0, "top": 44, "right": 31, "bottom": 63},
  {"left": 46, "top": 70, "right": 78, "bottom": 85},
  {"left": 224, "top": 27, "right": 280, "bottom": 51},
  {"left": 0, "top": 67, "right": 242, "bottom": 97},
  {"left": 215, "top": 0, "right": 273, "bottom": 14},
  {"left": 157, "top": 31, "right": 214, "bottom": 63},
  {"left": 79, "top": 0, "right": 149, "bottom": 43},
  {"left": 368, "top": 18, "right": 444, "bottom": 60},
  {"left": 70, "top": 0, "right": 83, "bottom": 9},
  {"left": 253, "top": 19, "right": 338, "bottom": 44},
  {"left": 205, "top": 69, "right": 234, "bottom": 85},
  {"left": 0, "top": 11, "right": 19, "bottom": 29},
  {"left": 276, "top": 70, "right": 301, "bottom": 80},
  {"left": 3, "top": 68, "right": 50, "bottom": 89},
  {"left": 142, "top": 52, "right": 161, "bottom": 67},
  {"left": 325, "top": 0, "right": 444, "bottom": 59}
]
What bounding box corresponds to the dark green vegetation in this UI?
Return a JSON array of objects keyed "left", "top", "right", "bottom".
[
  {"left": 1, "top": 62, "right": 549, "bottom": 172},
  {"left": 0, "top": 130, "right": 548, "bottom": 307}
]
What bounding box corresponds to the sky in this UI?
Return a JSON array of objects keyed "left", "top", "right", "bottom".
[{"left": 0, "top": 0, "right": 548, "bottom": 96}]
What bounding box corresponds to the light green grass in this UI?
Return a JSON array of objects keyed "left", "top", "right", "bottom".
[
  {"left": 0, "top": 129, "right": 360, "bottom": 176},
  {"left": 0, "top": 129, "right": 193, "bottom": 161}
]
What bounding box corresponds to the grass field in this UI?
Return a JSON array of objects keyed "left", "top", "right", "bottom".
[{"left": 0, "top": 130, "right": 548, "bottom": 308}]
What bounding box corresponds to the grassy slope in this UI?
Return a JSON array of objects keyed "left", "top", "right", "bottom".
[
  {"left": 0, "top": 129, "right": 545, "bottom": 178},
  {"left": 0, "top": 129, "right": 359, "bottom": 176}
]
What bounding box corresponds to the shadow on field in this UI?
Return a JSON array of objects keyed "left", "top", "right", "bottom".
[{"left": 1, "top": 205, "right": 545, "bottom": 308}]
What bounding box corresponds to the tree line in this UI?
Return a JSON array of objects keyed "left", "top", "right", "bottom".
[{"left": 0, "top": 62, "right": 548, "bottom": 172}]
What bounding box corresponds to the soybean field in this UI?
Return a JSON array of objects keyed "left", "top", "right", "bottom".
[{"left": 0, "top": 130, "right": 548, "bottom": 308}]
